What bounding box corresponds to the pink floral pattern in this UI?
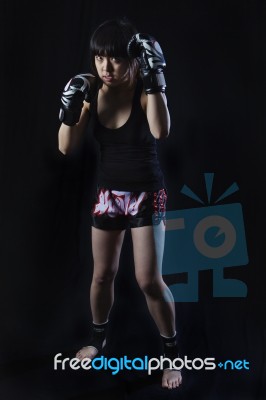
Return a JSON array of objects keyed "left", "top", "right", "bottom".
[{"left": 93, "top": 189, "right": 147, "bottom": 218}]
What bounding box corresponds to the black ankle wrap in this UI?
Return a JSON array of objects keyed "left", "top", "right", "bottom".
[
  {"left": 161, "top": 332, "right": 179, "bottom": 360},
  {"left": 89, "top": 321, "right": 108, "bottom": 353}
]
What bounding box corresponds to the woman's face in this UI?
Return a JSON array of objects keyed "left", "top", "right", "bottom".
[{"left": 94, "top": 55, "right": 129, "bottom": 86}]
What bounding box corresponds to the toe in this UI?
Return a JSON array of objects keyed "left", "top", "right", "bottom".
[
  {"left": 162, "top": 369, "right": 182, "bottom": 389},
  {"left": 162, "top": 376, "right": 168, "bottom": 388}
]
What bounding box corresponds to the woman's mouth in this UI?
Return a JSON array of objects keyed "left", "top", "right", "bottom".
[{"left": 103, "top": 76, "right": 114, "bottom": 82}]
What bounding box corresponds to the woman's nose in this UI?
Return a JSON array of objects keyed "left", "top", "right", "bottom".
[{"left": 102, "top": 57, "right": 112, "bottom": 71}]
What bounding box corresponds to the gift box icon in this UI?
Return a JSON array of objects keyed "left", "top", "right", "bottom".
[{"left": 161, "top": 173, "right": 249, "bottom": 302}]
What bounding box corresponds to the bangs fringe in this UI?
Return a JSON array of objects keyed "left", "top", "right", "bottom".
[{"left": 90, "top": 26, "right": 129, "bottom": 58}]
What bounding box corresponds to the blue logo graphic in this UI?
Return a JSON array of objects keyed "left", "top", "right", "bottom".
[
  {"left": 161, "top": 173, "right": 249, "bottom": 302},
  {"left": 217, "top": 360, "right": 250, "bottom": 370}
]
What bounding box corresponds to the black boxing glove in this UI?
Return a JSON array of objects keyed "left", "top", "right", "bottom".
[
  {"left": 127, "top": 33, "right": 166, "bottom": 94},
  {"left": 59, "top": 73, "right": 93, "bottom": 126}
]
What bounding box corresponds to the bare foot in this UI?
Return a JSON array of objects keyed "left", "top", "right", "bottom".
[
  {"left": 76, "top": 346, "right": 98, "bottom": 361},
  {"left": 162, "top": 369, "right": 182, "bottom": 389}
]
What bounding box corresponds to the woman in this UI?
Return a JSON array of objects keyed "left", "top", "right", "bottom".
[{"left": 58, "top": 17, "right": 182, "bottom": 389}]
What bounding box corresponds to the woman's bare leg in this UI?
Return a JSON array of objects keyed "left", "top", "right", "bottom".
[
  {"left": 76, "top": 227, "right": 125, "bottom": 360},
  {"left": 131, "top": 222, "right": 182, "bottom": 389}
]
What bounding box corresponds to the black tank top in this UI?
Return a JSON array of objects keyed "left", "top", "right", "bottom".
[{"left": 90, "top": 80, "right": 165, "bottom": 191}]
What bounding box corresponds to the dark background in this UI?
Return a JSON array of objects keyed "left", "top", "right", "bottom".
[{"left": 1, "top": 0, "right": 266, "bottom": 399}]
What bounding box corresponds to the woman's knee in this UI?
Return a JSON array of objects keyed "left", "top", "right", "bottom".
[
  {"left": 92, "top": 267, "right": 117, "bottom": 286},
  {"left": 137, "top": 276, "right": 164, "bottom": 297}
]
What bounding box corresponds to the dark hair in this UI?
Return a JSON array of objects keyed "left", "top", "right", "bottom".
[{"left": 90, "top": 18, "right": 139, "bottom": 87}]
